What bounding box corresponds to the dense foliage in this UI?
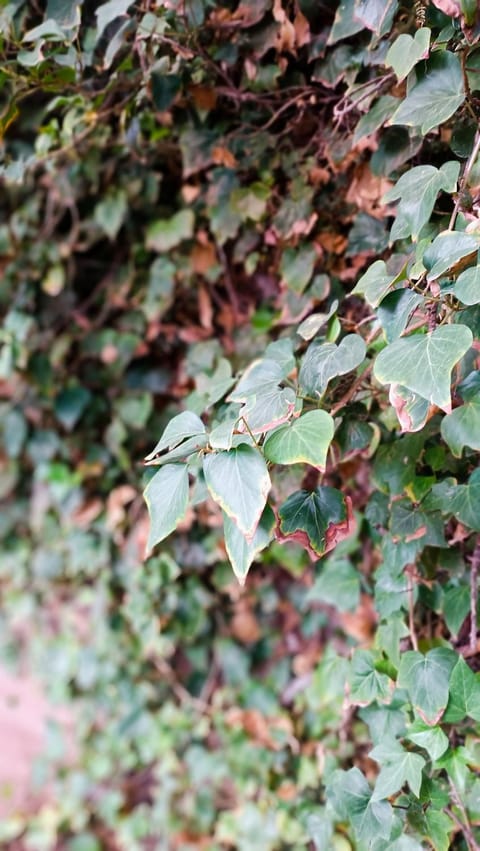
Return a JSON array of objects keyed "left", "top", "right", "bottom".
[{"left": 1, "top": 0, "right": 480, "bottom": 848}]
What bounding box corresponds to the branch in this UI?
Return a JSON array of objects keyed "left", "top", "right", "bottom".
[{"left": 449, "top": 128, "right": 480, "bottom": 230}]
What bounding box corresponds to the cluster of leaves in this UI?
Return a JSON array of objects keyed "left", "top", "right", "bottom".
[{"left": 1, "top": 0, "right": 480, "bottom": 849}]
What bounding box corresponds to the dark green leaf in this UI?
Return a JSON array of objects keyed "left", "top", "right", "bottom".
[
  {"left": 278, "top": 486, "right": 349, "bottom": 558},
  {"left": 397, "top": 648, "right": 458, "bottom": 725},
  {"left": 391, "top": 52, "right": 465, "bottom": 135}
]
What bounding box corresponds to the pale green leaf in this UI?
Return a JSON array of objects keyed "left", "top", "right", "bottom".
[
  {"left": 391, "top": 52, "right": 465, "bottom": 135},
  {"left": 444, "top": 655, "right": 480, "bottom": 722},
  {"left": 370, "top": 739, "right": 426, "bottom": 799},
  {"left": 351, "top": 650, "right": 392, "bottom": 705},
  {"left": 280, "top": 246, "right": 316, "bottom": 294},
  {"left": 299, "top": 334, "right": 366, "bottom": 397},
  {"left": 144, "top": 464, "right": 189, "bottom": 553},
  {"left": 145, "top": 411, "right": 206, "bottom": 460},
  {"left": 353, "top": 95, "right": 398, "bottom": 145},
  {"left": 406, "top": 723, "right": 449, "bottom": 761},
  {"left": 386, "top": 28, "right": 430, "bottom": 82},
  {"left": 441, "top": 391, "right": 480, "bottom": 457},
  {"left": 389, "top": 384, "right": 431, "bottom": 432},
  {"left": 223, "top": 505, "right": 275, "bottom": 585},
  {"left": 146, "top": 210, "right": 194, "bottom": 252},
  {"left": 454, "top": 265, "right": 480, "bottom": 305},
  {"left": 384, "top": 162, "right": 459, "bottom": 242},
  {"left": 263, "top": 410, "right": 334, "bottom": 470},
  {"left": 96, "top": 0, "right": 133, "bottom": 35},
  {"left": 203, "top": 445, "right": 271, "bottom": 538},
  {"left": 377, "top": 289, "right": 424, "bottom": 341},
  {"left": 239, "top": 386, "right": 296, "bottom": 435},
  {"left": 354, "top": 0, "right": 398, "bottom": 35},
  {"left": 373, "top": 325, "right": 473, "bottom": 413},
  {"left": 327, "top": 767, "right": 393, "bottom": 842},
  {"left": 306, "top": 557, "right": 360, "bottom": 611},
  {"left": 94, "top": 189, "right": 128, "bottom": 240},
  {"left": 353, "top": 260, "right": 398, "bottom": 307},
  {"left": 423, "top": 231, "right": 479, "bottom": 281},
  {"left": 397, "top": 648, "right": 458, "bottom": 725}
]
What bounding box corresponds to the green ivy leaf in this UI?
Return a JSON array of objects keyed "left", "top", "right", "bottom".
[
  {"left": 444, "top": 655, "right": 480, "bottom": 723},
  {"left": 280, "top": 245, "right": 317, "bottom": 294},
  {"left": 426, "top": 469, "right": 480, "bottom": 531},
  {"left": 453, "top": 265, "right": 480, "bottom": 305},
  {"left": 386, "top": 28, "right": 430, "bottom": 82},
  {"left": 306, "top": 557, "right": 360, "bottom": 612},
  {"left": 350, "top": 650, "right": 393, "bottom": 705},
  {"left": 406, "top": 722, "right": 449, "bottom": 762},
  {"left": 145, "top": 411, "right": 206, "bottom": 460},
  {"left": 441, "top": 390, "right": 480, "bottom": 457},
  {"left": 144, "top": 464, "right": 189, "bottom": 553},
  {"left": 423, "top": 232, "right": 479, "bottom": 281},
  {"left": 354, "top": 0, "right": 398, "bottom": 36},
  {"left": 146, "top": 210, "right": 195, "bottom": 252},
  {"left": 373, "top": 325, "right": 473, "bottom": 413},
  {"left": 397, "top": 648, "right": 458, "bottom": 725},
  {"left": 353, "top": 95, "right": 398, "bottom": 145},
  {"left": 203, "top": 445, "right": 271, "bottom": 538},
  {"left": 377, "top": 289, "right": 424, "bottom": 342},
  {"left": 370, "top": 738, "right": 426, "bottom": 799},
  {"left": 239, "top": 386, "right": 296, "bottom": 435},
  {"left": 299, "top": 334, "right": 366, "bottom": 397},
  {"left": 443, "top": 585, "right": 471, "bottom": 636},
  {"left": 277, "top": 486, "right": 349, "bottom": 558},
  {"left": 384, "top": 162, "right": 459, "bottom": 242},
  {"left": 94, "top": 189, "right": 128, "bottom": 240},
  {"left": 327, "top": 767, "right": 393, "bottom": 842},
  {"left": 353, "top": 260, "right": 399, "bottom": 307},
  {"left": 223, "top": 505, "right": 275, "bottom": 585},
  {"left": 389, "top": 384, "right": 431, "bottom": 433},
  {"left": 263, "top": 410, "right": 334, "bottom": 471},
  {"left": 391, "top": 52, "right": 465, "bottom": 135}
]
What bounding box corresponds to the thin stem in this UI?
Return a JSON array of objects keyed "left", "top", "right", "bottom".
[
  {"left": 406, "top": 566, "right": 418, "bottom": 652},
  {"left": 470, "top": 538, "right": 480, "bottom": 653}
]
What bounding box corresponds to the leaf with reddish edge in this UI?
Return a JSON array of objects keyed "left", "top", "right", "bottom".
[{"left": 276, "top": 487, "right": 354, "bottom": 560}]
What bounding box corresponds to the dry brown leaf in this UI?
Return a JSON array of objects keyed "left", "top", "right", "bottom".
[{"left": 189, "top": 85, "right": 217, "bottom": 111}]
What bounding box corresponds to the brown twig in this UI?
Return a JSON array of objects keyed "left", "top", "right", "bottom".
[{"left": 469, "top": 538, "right": 480, "bottom": 653}]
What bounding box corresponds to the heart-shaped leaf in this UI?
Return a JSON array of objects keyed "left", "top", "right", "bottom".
[
  {"left": 223, "top": 505, "right": 275, "bottom": 585},
  {"left": 145, "top": 411, "right": 206, "bottom": 461},
  {"left": 386, "top": 27, "right": 430, "bottom": 82},
  {"left": 263, "top": 410, "right": 334, "bottom": 470},
  {"left": 453, "top": 265, "right": 480, "bottom": 305},
  {"left": 397, "top": 648, "right": 458, "bottom": 725},
  {"left": 384, "top": 161, "right": 459, "bottom": 242},
  {"left": 391, "top": 51, "right": 465, "bottom": 135},
  {"left": 441, "top": 389, "right": 480, "bottom": 456},
  {"left": 277, "top": 486, "right": 352, "bottom": 558},
  {"left": 373, "top": 325, "right": 473, "bottom": 413},
  {"left": 299, "top": 334, "right": 366, "bottom": 397},
  {"left": 203, "top": 445, "right": 271, "bottom": 538},
  {"left": 144, "top": 464, "right": 189, "bottom": 553},
  {"left": 423, "top": 231, "right": 479, "bottom": 281}
]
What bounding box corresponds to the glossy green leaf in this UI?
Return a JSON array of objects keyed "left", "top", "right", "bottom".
[
  {"left": 144, "top": 464, "right": 189, "bottom": 553},
  {"left": 299, "top": 334, "right": 366, "bottom": 397},
  {"left": 377, "top": 289, "right": 423, "bottom": 342},
  {"left": 441, "top": 390, "right": 480, "bottom": 456},
  {"left": 397, "top": 648, "right": 458, "bottom": 725},
  {"left": 145, "top": 411, "right": 206, "bottom": 460},
  {"left": 384, "top": 162, "right": 459, "bottom": 242},
  {"left": 353, "top": 260, "right": 398, "bottom": 307},
  {"left": 406, "top": 723, "right": 449, "bottom": 762},
  {"left": 423, "top": 231, "right": 479, "bottom": 281},
  {"left": 386, "top": 28, "right": 430, "bottom": 82},
  {"left": 327, "top": 767, "right": 393, "bottom": 842},
  {"left": 239, "top": 385, "right": 296, "bottom": 435},
  {"left": 353, "top": 95, "right": 398, "bottom": 144},
  {"left": 453, "top": 265, "right": 480, "bottom": 305},
  {"left": 350, "top": 650, "right": 392, "bottom": 705},
  {"left": 391, "top": 52, "right": 465, "bottom": 135},
  {"left": 278, "top": 486, "right": 348, "bottom": 558},
  {"left": 444, "top": 656, "right": 480, "bottom": 723},
  {"left": 373, "top": 325, "right": 473, "bottom": 413},
  {"left": 426, "top": 469, "right": 480, "bottom": 531},
  {"left": 370, "top": 738, "right": 426, "bottom": 799},
  {"left": 354, "top": 0, "right": 398, "bottom": 36},
  {"left": 203, "top": 445, "right": 271, "bottom": 538},
  {"left": 263, "top": 410, "right": 334, "bottom": 470},
  {"left": 223, "top": 505, "right": 275, "bottom": 585}
]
